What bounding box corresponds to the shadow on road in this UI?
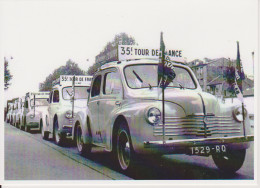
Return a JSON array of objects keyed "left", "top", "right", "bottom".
[{"left": 79, "top": 150, "right": 241, "bottom": 180}]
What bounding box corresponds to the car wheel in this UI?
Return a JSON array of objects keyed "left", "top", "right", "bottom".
[
  {"left": 41, "top": 119, "right": 49, "bottom": 140},
  {"left": 76, "top": 125, "right": 91, "bottom": 156},
  {"left": 212, "top": 149, "right": 246, "bottom": 173},
  {"left": 53, "top": 119, "right": 63, "bottom": 145},
  {"left": 21, "top": 118, "right": 26, "bottom": 131},
  {"left": 25, "top": 125, "right": 30, "bottom": 132},
  {"left": 115, "top": 123, "right": 136, "bottom": 172},
  {"left": 18, "top": 119, "right": 21, "bottom": 129}
]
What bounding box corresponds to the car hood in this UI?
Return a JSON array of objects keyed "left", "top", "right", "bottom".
[
  {"left": 33, "top": 105, "right": 48, "bottom": 113},
  {"left": 126, "top": 88, "right": 219, "bottom": 116},
  {"left": 73, "top": 99, "right": 88, "bottom": 108}
]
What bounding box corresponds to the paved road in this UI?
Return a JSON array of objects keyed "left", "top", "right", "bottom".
[
  {"left": 5, "top": 123, "right": 131, "bottom": 180},
  {"left": 5, "top": 122, "right": 254, "bottom": 180}
]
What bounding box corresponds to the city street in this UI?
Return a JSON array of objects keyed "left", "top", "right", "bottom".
[{"left": 5, "top": 122, "right": 254, "bottom": 180}]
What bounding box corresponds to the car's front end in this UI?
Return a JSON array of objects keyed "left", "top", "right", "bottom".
[
  {"left": 57, "top": 85, "right": 89, "bottom": 138},
  {"left": 26, "top": 98, "right": 49, "bottom": 130},
  {"left": 118, "top": 60, "right": 253, "bottom": 158}
]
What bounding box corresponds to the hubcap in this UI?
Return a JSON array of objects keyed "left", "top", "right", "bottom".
[
  {"left": 55, "top": 122, "right": 60, "bottom": 143},
  {"left": 117, "top": 130, "right": 131, "bottom": 170},
  {"left": 77, "top": 127, "right": 83, "bottom": 152},
  {"left": 41, "top": 123, "right": 44, "bottom": 137}
]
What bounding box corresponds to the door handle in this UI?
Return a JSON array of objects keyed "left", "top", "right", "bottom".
[{"left": 115, "top": 101, "right": 121, "bottom": 106}]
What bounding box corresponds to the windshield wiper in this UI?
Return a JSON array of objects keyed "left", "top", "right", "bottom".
[
  {"left": 132, "top": 70, "right": 152, "bottom": 89},
  {"left": 66, "top": 90, "right": 72, "bottom": 96},
  {"left": 178, "top": 83, "right": 184, "bottom": 89}
]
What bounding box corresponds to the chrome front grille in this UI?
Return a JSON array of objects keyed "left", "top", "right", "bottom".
[{"left": 154, "top": 115, "right": 241, "bottom": 138}]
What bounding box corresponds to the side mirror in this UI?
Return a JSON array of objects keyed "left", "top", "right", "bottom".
[{"left": 87, "top": 88, "right": 91, "bottom": 93}]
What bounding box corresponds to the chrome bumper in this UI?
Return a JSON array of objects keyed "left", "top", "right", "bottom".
[{"left": 143, "top": 135, "right": 254, "bottom": 154}]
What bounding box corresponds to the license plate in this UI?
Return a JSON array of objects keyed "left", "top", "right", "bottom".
[{"left": 189, "top": 145, "right": 227, "bottom": 155}]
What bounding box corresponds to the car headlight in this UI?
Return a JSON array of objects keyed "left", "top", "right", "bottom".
[
  {"left": 65, "top": 110, "right": 73, "bottom": 119},
  {"left": 146, "top": 107, "right": 161, "bottom": 125},
  {"left": 233, "top": 106, "right": 247, "bottom": 122}
]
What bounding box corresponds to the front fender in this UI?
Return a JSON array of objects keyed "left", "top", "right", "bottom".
[
  {"left": 110, "top": 100, "right": 186, "bottom": 153},
  {"left": 72, "top": 110, "right": 87, "bottom": 141}
]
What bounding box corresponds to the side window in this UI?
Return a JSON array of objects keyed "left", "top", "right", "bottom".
[
  {"left": 103, "top": 71, "right": 121, "bottom": 95},
  {"left": 25, "top": 97, "right": 29, "bottom": 108},
  {"left": 49, "top": 92, "right": 53, "bottom": 103},
  {"left": 53, "top": 90, "right": 59, "bottom": 103},
  {"left": 91, "top": 75, "right": 102, "bottom": 97}
]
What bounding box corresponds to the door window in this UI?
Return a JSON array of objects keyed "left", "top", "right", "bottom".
[
  {"left": 91, "top": 75, "right": 102, "bottom": 97},
  {"left": 49, "top": 91, "right": 53, "bottom": 103},
  {"left": 53, "top": 90, "right": 59, "bottom": 103},
  {"left": 103, "top": 71, "right": 121, "bottom": 95}
]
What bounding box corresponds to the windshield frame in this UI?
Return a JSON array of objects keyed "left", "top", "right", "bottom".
[
  {"left": 123, "top": 63, "right": 197, "bottom": 90},
  {"left": 62, "top": 86, "right": 89, "bottom": 100}
]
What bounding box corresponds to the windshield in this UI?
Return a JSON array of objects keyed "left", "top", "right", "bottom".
[
  {"left": 124, "top": 64, "right": 196, "bottom": 89},
  {"left": 62, "top": 86, "right": 89, "bottom": 100},
  {"left": 30, "top": 98, "right": 49, "bottom": 106}
]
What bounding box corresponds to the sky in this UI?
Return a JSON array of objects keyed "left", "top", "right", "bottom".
[{"left": 1, "top": 0, "right": 258, "bottom": 100}]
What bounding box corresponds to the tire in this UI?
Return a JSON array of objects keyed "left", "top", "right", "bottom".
[
  {"left": 21, "top": 118, "right": 26, "bottom": 131},
  {"left": 20, "top": 118, "right": 23, "bottom": 130},
  {"left": 18, "top": 119, "right": 21, "bottom": 129},
  {"left": 53, "top": 119, "right": 63, "bottom": 145},
  {"left": 25, "top": 125, "right": 30, "bottom": 132},
  {"left": 76, "top": 125, "right": 91, "bottom": 156},
  {"left": 41, "top": 119, "right": 49, "bottom": 140},
  {"left": 212, "top": 149, "right": 246, "bottom": 173},
  {"left": 115, "top": 122, "right": 136, "bottom": 172}
]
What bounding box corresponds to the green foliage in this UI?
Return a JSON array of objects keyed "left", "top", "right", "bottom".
[
  {"left": 87, "top": 32, "right": 137, "bottom": 75},
  {"left": 4, "top": 57, "right": 13, "bottom": 90},
  {"left": 39, "top": 59, "right": 86, "bottom": 91},
  {"left": 223, "top": 62, "right": 236, "bottom": 96}
]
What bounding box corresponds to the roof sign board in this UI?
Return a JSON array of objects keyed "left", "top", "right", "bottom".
[
  {"left": 96, "top": 45, "right": 184, "bottom": 64},
  {"left": 30, "top": 92, "right": 50, "bottom": 99},
  {"left": 53, "top": 75, "right": 93, "bottom": 87}
]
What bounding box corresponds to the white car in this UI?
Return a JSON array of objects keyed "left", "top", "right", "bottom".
[
  {"left": 11, "top": 98, "right": 19, "bottom": 126},
  {"left": 74, "top": 58, "right": 253, "bottom": 173},
  {"left": 42, "top": 75, "right": 92, "bottom": 145},
  {"left": 15, "top": 97, "right": 25, "bottom": 129},
  {"left": 6, "top": 100, "right": 14, "bottom": 124},
  {"left": 23, "top": 92, "right": 50, "bottom": 132}
]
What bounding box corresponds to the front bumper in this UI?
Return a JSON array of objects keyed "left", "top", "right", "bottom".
[
  {"left": 27, "top": 122, "right": 39, "bottom": 129},
  {"left": 143, "top": 135, "right": 254, "bottom": 155},
  {"left": 59, "top": 124, "right": 72, "bottom": 137}
]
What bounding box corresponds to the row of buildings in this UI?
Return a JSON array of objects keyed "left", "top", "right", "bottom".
[{"left": 187, "top": 57, "right": 254, "bottom": 98}]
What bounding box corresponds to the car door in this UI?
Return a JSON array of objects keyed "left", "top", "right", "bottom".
[
  {"left": 48, "top": 89, "right": 60, "bottom": 131},
  {"left": 88, "top": 74, "right": 102, "bottom": 144},
  {"left": 99, "top": 68, "right": 123, "bottom": 147}
]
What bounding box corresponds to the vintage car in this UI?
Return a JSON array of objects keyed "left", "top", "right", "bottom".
[
  {"left": 42, "top": 75, "right": 92, "bottom": 145},
  {"left": 10, "top": 98, "right": 19, "bottom": 126},
  {"left": 73, "top": 59, "right": 253, "bottom": 173},
  {"left": 23, "top": 92, "right": 50, "bottom": 132},
  {"left": 6, "top": 100, "right": 14, "bottom": 124},
  {"left": 15, "top": 97, "right": 25, "bottom": 128}
]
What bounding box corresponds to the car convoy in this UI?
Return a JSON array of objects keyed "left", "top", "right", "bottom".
[{"left": 5, "top": 45, "right": 254, "bottom": 174}]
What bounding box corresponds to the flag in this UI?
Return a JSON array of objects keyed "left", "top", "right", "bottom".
[
  {"left": 233, "top": 41, "right": 245, "bottom": 102},
  {"left": 158, "top": 32, "right": 176, "bottom": 89},
  {"left": 235, "top": 41, "right": 245, "bottom": 93}
]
